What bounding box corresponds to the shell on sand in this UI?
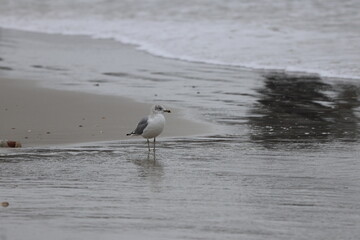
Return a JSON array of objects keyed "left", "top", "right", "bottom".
[{"left": 0, "top": 140, "right": 22, "bottom": 148}]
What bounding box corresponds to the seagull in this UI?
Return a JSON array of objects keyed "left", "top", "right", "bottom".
[{"left": 127, "top": 105, "right": 171, "bottom": 151}]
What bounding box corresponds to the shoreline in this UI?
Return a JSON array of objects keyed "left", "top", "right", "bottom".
[
  {"left": 1, "top": 28, "right": 358, "bottom": 149},
  {"left": 0, "top": 78, "right": 211, "bottom": 147},
  {"left": 0, "top": 20, "right": 360, "bottom": 81},
  {"left": 2, "top": 27, "right": 360, "bottom": 82}
]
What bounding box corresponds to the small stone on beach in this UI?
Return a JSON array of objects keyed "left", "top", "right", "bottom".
[{"left": 1, "top": 202, "right": 9, "bottom": 207}]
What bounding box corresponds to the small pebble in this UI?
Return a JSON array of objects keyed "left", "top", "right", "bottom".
[
  {"left": 1, "top": 202, "right": 9, "bottom": 207},
  {"left": 78, "top": 125, "right": 83, "bottom": 127},
  {"left": 46, "top": 131, "right": 51, "bottom": 134}
]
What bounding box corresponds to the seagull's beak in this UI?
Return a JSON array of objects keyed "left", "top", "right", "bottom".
[{"left": 164, "top": 109, "right": 171, "bottom": 113}]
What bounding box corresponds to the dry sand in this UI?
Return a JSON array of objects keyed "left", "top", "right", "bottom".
[{"left": 0, "top": 78, "right": 210, "bottom": 146}]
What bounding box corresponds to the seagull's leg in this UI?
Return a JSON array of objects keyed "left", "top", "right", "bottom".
[
  {"left": 153, "top": 138, "right": 156, "bottom": 152},
  {"left": 147, "top": 139, "right": 150, "bottom": 151}
]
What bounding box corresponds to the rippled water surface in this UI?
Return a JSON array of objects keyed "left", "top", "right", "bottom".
[
  {"left": 1, "top": 29, "right": 360, "bottom": 239},
  {"left": 1, "top": 137, "right": 360, "bottom": 240}
]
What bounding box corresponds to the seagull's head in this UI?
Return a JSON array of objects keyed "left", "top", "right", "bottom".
[{"left": 152, "top": 104, "right": 171, "bottom": 114}]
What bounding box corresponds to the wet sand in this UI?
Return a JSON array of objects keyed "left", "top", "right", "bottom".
[
  {"left": 1, "top": 28, "right": 360, "bottom": 240},
  {"left": 0, "top": 78, "right": 209, "bottom": 146}
]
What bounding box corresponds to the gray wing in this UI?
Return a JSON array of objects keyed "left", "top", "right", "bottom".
[{"left": 132, "top": 117, "right": 149, "bottom": 135}]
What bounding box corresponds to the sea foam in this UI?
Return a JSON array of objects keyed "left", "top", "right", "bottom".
[{"left": 1, "top": 0, "right": 359, "bottom": 80}]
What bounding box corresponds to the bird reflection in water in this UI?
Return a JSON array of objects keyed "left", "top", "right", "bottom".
[
  {"left": 130, "top": 151, "right": 164, "bottom": 191},
  {"left": 248, "top": 72, "right": 360, "bottom": 145}
]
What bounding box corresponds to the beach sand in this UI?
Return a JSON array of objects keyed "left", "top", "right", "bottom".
[
  {"left": 0, "top": 78, "right": 209, "bottom": 146},
  {"left": 1, "top": 28, "right": 360, "bottom": 240}
]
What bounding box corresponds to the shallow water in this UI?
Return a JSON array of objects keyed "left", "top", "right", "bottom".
[
  {"left": 1, "top": 137, "right": 360, "bottom": 240},
  {"left": 1, "top": 29, "right": 360, "bottom": 239}
]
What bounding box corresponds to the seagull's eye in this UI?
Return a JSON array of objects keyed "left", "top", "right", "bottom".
[{"left": 155, "top": 105, "right": 163, "bottom": 111}]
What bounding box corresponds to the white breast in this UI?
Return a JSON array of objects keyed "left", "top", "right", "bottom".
[{"left": 142, "top": 113, "right": 165, "bottom": 139}]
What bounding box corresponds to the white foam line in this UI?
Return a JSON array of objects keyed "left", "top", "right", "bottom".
[{"left": 1, "top": 17, "right": 360, "bottom": 80}]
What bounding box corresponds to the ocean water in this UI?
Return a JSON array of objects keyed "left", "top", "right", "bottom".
[
  {"left": 1, "top": 2, "right": 360, "bottom": 240},
  {"left": 0, "top": 0, "right": 360, "bottom": 79}
]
